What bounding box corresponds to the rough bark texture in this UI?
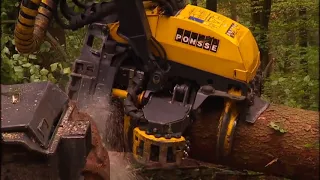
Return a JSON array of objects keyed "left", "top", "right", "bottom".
[
  {"left": 189, "top": 101, "right": 319, "bottom": 180},
  {"left": 70, "top": 103, "right": 111, "bottom": 180}
]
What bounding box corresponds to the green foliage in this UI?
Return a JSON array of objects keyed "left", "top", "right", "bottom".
[
  {"left": 304, "top": 142, "right": 319, "bottom": 150},
  {"left": 1, "top": 38, "right": 71, "bottom": 84},
  {"left": 1, "top": 0, "right": 78, "bottom": 86},
  {"left": 65, "top": 27, "right": 87, "bottom": 60},
  {"left": 268, "top": 121, "right": 287, "bottom": 133},
  {"left": 263, "top": 72, "right": 319, "bottom": 110},
  {"left": 211, "top": 0, "right": 319, "bottom": 111},
  {"left": 263, "top": 0, "right": 319, "bottom": 110}
]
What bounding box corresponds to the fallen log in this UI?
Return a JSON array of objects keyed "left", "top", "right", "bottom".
[
  {"left": 82, "top": 97, "right": 318, "bottom": 180},
  {"left": 73, "top": 94, "right": 318, "bottom": 179},
  {"left": 189, "top": 101, "right": 319, "bottom": 179}
]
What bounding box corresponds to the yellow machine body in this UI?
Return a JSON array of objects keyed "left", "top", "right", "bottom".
[
  {"left": 216, "top": 88, "right": 242, "bottom": 158},
  {"left": 14, "top": 0, "right": 270, "bottom": 171},
  {"left": 107, "top": 2, "right": 262, "bottom": 166},
  {"left": 108, "top": 3, "right": 260, "bottom": 83}
]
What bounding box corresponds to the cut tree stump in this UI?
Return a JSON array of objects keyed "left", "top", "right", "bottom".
[{"left": 189, "top": 102, "right": 319, "bottom": 180}]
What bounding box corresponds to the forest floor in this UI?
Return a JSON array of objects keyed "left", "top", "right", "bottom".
[{"left": 108, "top": 151, "right": 287, "bottom": 180}]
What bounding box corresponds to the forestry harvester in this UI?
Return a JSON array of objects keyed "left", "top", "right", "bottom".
[{"left": 1, "top": 0, "right": 270, "bottom": 179}]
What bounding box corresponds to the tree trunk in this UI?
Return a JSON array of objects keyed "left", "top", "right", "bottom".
[
  {"left": 230, "top": 0, "right": 238, "bottom": 21},
  {"left": 299, "top": 7, "right": 308, "bottom": 74},
  {"left": 251, "top": 0, "right": 272, "bottom": 78},
  {"left": 206, "top": 0, "right": 217, "bottom": 12},
  {"left": 189, "top": 101, "right": 319, "bottom": 179},
  {"left": 298, "top": 6, "right": 309, "bottom": 109},
  {"left": 251, "top": 0, "right": 261, "bottom": 27},
  {"left": 260, "top": 0, "right": 272, "bottom": 77},
  {"left": 191, "top": 0, "right": 197, "bottom": 6}
]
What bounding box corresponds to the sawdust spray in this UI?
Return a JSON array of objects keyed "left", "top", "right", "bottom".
[{"left": 81, "top": 95, "right": 143, "bottom": 180}]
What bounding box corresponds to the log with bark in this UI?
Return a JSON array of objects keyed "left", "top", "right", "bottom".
[
  {"left": 69, "top": 96, "right": 319, "bottom": 180},
  {"left": 188, "top": 100, "right": 319, "bottom": 180},
  {"left": 77, "top": 96, "right": 318, "bottom": 180},
  {"left": 89, "top": 98, "right": 318, "bottom": 179}
]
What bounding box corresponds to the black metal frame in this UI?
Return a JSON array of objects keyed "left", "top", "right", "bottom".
[{"left": 115, "top": 0, "right": 155, "bottom": 73}]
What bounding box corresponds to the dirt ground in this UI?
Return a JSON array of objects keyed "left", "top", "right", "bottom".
[{"left": 107, "top": 151, "right": 286, "bottom": 180}]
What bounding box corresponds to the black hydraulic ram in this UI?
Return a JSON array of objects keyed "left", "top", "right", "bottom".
[{"left": 114, "top": 0, "right": 155, "bottom": 73}]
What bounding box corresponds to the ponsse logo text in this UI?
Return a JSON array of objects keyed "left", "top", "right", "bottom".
[{"left": 175, "top": 28, "right": 220, "bottom": 53}]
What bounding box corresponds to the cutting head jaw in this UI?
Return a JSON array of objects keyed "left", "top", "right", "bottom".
[{"left": 132, "top": 127, "right": 187, "bottom": 167}]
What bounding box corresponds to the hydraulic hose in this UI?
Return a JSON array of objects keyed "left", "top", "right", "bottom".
[
  {"left": 14, "top": 0, "right": 56, "bottom": 54},
  {"left": 54, "top": 1, "right": 116, "bottom": 31},
  {"left": 124, "top": 75, "right": 145, "bottom": 122},
  {"left": 72, "top": 0, "right": 87, "bottom": 9}
]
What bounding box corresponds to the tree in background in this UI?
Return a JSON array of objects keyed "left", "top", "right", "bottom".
[
  {"left": 206, "top": 0, "right": 217, "bottom": 12},
  {"left": 191, "top": 0, "right": 197, "bottom": 5},
  {"left": 262, "top": 0, "right": 319, "bottom": 110},
  {"left": 250, "top": 0, "right": 272, "bottom": 77},
  {"left": 230, "top": 0, "right": 238, "bottom": 21},
  {"left": 199, "top": 0, "right": 319, "bottom": 111}
]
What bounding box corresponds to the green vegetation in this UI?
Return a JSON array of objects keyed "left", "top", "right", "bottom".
[
  {"left": 217, "top": 0, "right": 319, "bottom": 111},
  {"left": 268, "top": 121, "right": 287, "bottom": 133},
  {"left": 1, "top": 0, "right": 86, "bottom": 88},
  {"left": 1, "top": 0, "right": 319, "bottom": 110}
]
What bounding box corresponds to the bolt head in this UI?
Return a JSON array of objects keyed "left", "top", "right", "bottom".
[
  {"left": 165, "top": 134, "right": 172, "bottom": 139},
  {"left": 152, "top": 73, "right": 161, "bottom": 84},
  {"left": 202, "top": 85, "right": 214, "bottom": 94}
]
